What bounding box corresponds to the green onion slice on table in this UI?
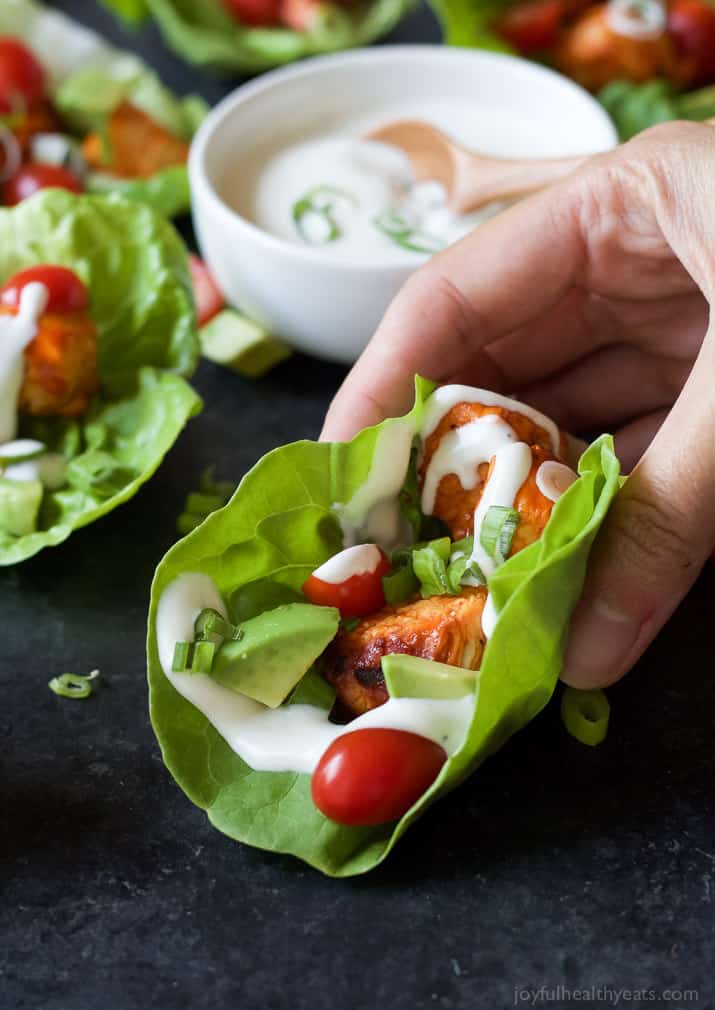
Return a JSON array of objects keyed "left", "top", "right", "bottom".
[
  {"left": 560, "top": 687, "right": 610, "bottom": 746},
  {"left": 48, "top": 669, "right": 100, "bottom": 700},
  {"left": 292, "top": 186, "right": 357, "bottom": 246}
]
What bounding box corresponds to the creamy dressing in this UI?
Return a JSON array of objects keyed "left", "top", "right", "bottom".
[
  {"left": 228, "top": 100, "right": 568, "bottom": 263},
  {"left": 421, "top": 415, "right": 517, "bottom": 516},
  {"left": 2, "top": 453, "right": 67, "bottom": 490},
  {"left": 0, "top": 283, "right": 48, "bottom": 443},
  {"left": 156, "top": 573, "right": 475, "bottom": 773},
  {"left": 335, "top": 418, "right": 415, "bottom": 551},
  {"left": 312, "top": 543, "right": 382, "bottom": 584},
  {"left": 419, "top": 384, "right": 561, "bottom": 453}
]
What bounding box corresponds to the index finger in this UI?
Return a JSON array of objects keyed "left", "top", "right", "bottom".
[{"left": 320, "top": 182, "right": 583, "bottom": 441}]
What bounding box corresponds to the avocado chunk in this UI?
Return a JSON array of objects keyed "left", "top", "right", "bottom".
[
  {"left": 381, "top": 653, "right": 477, "bottom": 701},
  {"left": 0, "top": 477, "right": 43, "bottom": 537},
  {"left": 200, "top": 309, "right": 292, "bottom": 378},
  {"left": 211, "top": 602, "right": 339, "bottom": 708}
]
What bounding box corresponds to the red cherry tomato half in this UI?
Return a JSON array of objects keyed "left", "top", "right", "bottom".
[
  {"left": 0, "top": 265, "right": 89, "bottom": 314},
  {"left": 188, "top": 254, "right": 224, "bottom": 326},
  {"left": 312, "top": 728, "right": 447, "bottom": 826},
  {"left": 0, "top": 37, "right": 46, "bottom": 116},
  {"left": 668, "top": 0, "right": 715, "bottom": 85},
  {"left": 496, "top": 0, "right": 566, "bottom": 55},
  {"left": 302, "top": 545, "right": 391, "bottom": 619},
  {"left": 3, "top": 163, "right": 83, "bottom": 206},
  {"left": 222, "top": 0, "right": 282, "bottom": 26}
]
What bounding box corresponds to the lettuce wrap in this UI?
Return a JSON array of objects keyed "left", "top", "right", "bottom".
[
  {"left": 100, "top": 0, "right": 415, "bottom": 74},
  {"left": 0, "top": 0, "right": 207, "bottom": 218},
  {"left": 147, "top": 378, "right": 620, "bottom": 876},
  {"left": 0, "top": 188, "right": 201, "bottom": 566}
]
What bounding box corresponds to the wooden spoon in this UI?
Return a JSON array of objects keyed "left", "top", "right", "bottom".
[{"left": 365, "top": 120, "right": 591, "bottom": 214}]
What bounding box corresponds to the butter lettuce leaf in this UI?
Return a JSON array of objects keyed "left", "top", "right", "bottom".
[
  {"left": 101, "top": 0, "right": 415, "bottom": 74},
  {"left": 0, "top": 189, "right": 201, "bottom": 565},
  {"left": 147, "top": 382, "right": 620, "bottom": 877},
  {"left": 0, "top": 0, "right": 206, "bottom": 216}
]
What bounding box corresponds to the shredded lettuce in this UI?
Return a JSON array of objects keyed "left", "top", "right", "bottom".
[
  {"left": 147, "top": 380, "right": 620, "bottom": 876},
  {"left": 0, "top": 189, "right": 201, "bottom": 565}
]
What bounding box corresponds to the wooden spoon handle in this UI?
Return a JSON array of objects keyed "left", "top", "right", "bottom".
[{"left": 451, "top": 151, "right": 587, "bottom": 214}]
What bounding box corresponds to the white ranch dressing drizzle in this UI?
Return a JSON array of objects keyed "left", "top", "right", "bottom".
[
  {"left": 156, "top": 573, "right": 475, "bottom": 773},
  {"left": 420, "top": 414, "right": 517, "bottom": 515},
  {"left": 481, "top": 594, "right": 499, "bottom": 640},
  {"left": 334, "top": 418, "right": 415, "bottom": 551},
  {"left": 312, "top": 543, "right": 382, "bottom": 584},
  {"left": 0, "top": 283, "right": 49, "bottom": 443},
  {"left": 536, "top": 460, "right": 577, "bottom": 503},
  {"left": 419, "top": 384, "right": 560, "bottom": 454}
]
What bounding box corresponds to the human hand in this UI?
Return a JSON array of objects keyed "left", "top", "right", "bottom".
[{"left": 321, "top": 122, "right": 715, "bottom": 689}]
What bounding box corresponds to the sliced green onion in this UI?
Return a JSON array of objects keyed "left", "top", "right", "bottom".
[
  {"left": 194, "top": 607, "right": 242, "bottom": 643},
  {"left": 48, "top": 669, "right": 100, "bottom": 700},
  {"left": 185, "top": 491, "right": 225, "bottom": 516},
  {"left": 412, "top": 545, "right": 450, "bottom": 598},
  {"left": 292, "top": 185, "right": 356, "bottom": 246},
  {"left": 172, "top": 641, "right": 192, "bottom": 672},
  {"left": 191, "top": 640, "right": 216, "bottom": 675},
  {"left": 479, "top": 506, "right": 520, "bottom": 566},
  {"left": 560, "top": 687, "right": 610, "bottom": 746},
  {"left": 450, "top": 535, "right": 474, "bottom": 557},
  {"left": 177, "top": 512, "right": 203, "bottom": 536},
  {"left": 372, "top": 210, "right": 446, "bottom": 255},
  {"left": 382, "top": 565, "right": 419, "bottom": 605},
  {"left": 340, "top": 616, "right": 361, "bottom": 632}
]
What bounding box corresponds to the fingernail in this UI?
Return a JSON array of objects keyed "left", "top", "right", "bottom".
[{"left": 561, "top": 596, "right": 642, "bottom": 688}]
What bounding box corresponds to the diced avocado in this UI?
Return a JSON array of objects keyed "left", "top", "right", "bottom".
[
  {"left": 200, "top": 309, "right": 292, "bottom": 379},
  {"left": 211, "top": 602, "right": 339, "bottom": 708},
  {"left": 381, "top": 653, "right": 477, "bottom": 701},
  {"left": 0, "top": 477, "right": 43, "bottom": 537}
]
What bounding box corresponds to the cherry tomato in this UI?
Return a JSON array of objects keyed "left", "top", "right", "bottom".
[
  {"left": 188, "top": 255, "right": 224, "bottom": 326},
  {"left": 0, "top": 265, "right": 89, "bottom": 314},
  {"left": 302, "top": 545, "right": 391, "bottom": 619},
  {"left": 496, "top": 0, "right": 567, "bottom": 54},
  {"left": 312, "top": 728, "right": 447, "bottom": 825},
  {"left": 668, "top": 0, "right": 715, "bottom": 85},
  {"left": 0, "top": 37, "right": 46, "bottom": 116},
  {"left": 3, "top": 162, "right": 83, "bottom": 206},
  {"left": 223, "top": 0, "right": 282, "bottom": 26}
]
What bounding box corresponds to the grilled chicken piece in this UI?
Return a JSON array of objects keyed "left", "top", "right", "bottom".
[
  {"left": 82, "top": 102, "right": 189, "bottom": 180},
  {"left": 322, "top": 587, "right": 487, "bottom": 716},
  {"left": 1, "top": 306, "right": 99, "bottom": 417},
  {"left": 420, "top": 402, "right": 565, "bottom": 543}
]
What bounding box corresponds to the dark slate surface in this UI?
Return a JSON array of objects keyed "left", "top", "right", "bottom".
[{"left": 2, "top": 4, "right": 714, "bottom": 1009}]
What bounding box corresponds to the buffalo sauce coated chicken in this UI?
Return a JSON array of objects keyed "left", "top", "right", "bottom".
[
  {"left": 321, "top": 394, "right": 573, "bottom": 718},
  {"left": 0, "top": 265, "right": 99, "bottom": 417}
]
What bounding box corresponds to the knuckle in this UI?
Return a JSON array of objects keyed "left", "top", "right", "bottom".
[{"left": 608, "top": 487, "right": 697, "bottom": 582}]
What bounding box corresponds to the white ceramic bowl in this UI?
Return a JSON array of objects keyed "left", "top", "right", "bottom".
[{"left": 190, "top": 46, "right": 617, "bottom": 364}]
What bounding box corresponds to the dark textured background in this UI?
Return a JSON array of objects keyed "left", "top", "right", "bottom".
[{"left": 1, "top": 3, "right": 714, "bottom": 1009}]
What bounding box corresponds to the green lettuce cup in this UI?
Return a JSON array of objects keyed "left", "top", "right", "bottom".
[
  {"left": 0, "top": 0, "right": 207, "bottom": 217},
  {"left": 147, "top": 379, "right": 620, "bottom": 877},
  {"left": 101, "top": 0, "right": 415, "bottom": 75},
  {"left": 0, "top": 188, "right": 201, "bottom": 566}
]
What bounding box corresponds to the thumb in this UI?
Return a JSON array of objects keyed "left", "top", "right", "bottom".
[{"left": 561, "top": 336, "right": 715, "bottom": 688}]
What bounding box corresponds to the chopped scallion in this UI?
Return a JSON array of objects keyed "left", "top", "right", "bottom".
[
  {"left": 292, "top": 185, "right": 356, "bottom": 246},
  {"left": 48, "top": 669, "right": 100, "bottom": 700},
  {"left": 194, "top": 607, "right": 242, "bottom": 643},
  {"left": 382, "top": 565, "right": 419, "bottom": 605},
  {"left": 172, "top": 641, "right": 192, "bottom": 672},
  {"left": 479, "top": 506, "right": 520, "bottom": 566},
  {"left": 191, "top": 640, "right": 216, "bottom": 675},
  {"left": 372, "top": 210, "right": 445, "bottom": 255},
  {"left": 560, "top": 687, "right": 610, "bottom": 746}
]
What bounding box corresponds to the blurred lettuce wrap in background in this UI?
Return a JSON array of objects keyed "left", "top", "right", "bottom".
[
  {"left": 0, "top": 189, "right": 201, "bottom": 565},
  {"left": 147, "top": 379, "right": 620, "bottom": 876},
  {"left": 0, "top": 0, "right": 207, "bottom": 217},
  {"left": 100, "top": 0, "right": 415, "bottom": 74}
]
